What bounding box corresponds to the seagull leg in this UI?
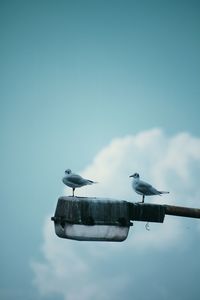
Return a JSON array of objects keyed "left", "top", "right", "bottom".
[
  {"left": 136, "top": 195, "right": 145, "bottom": 204},
  {"left": 72, "top": 188, "right": 75, "bottom": 197}
]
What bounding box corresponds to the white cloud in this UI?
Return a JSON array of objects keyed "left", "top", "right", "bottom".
[{"left": 31, "top": 129, "right": 200, "bottom": 300}]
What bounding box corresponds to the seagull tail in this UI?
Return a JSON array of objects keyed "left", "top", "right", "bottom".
[
  {"left": 87, "top": 180, "right": 98, "bottom": 185},
  {"left": 159, "top": 191, "right": 169, "bottom": 195}
]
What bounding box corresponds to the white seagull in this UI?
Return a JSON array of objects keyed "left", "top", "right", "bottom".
[
  {"left": 62, "top": 169, "right": 97, "bottom": 197},
  {"left": 129, "top": 173, "right": 169, "bottom": 203}
]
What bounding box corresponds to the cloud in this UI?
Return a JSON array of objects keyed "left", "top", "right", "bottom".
[{"left": 31, "top": 129, "right": 200, "bottom": 300}]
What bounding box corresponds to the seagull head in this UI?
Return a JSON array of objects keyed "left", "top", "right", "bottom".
[
  {"left": 129, "top": 173, "right": 140, "bottom": 178},
  {"left": 65, "top": 169, "right": 72, "bottom": 174}
]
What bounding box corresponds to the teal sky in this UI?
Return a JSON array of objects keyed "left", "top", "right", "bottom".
[{"left": 1, "top": 1, "right": 200, "bottom": 299}]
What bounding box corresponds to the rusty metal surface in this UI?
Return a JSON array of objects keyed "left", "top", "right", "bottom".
[
  {"left": 128, "top": 202, "right": 165, "bottom": 223},
  {"left": 164, "top": 204, "right": 200, "bottom": 219},
  {"left": 53, "top": 196, "right": 132, "bottom": 226},
  {"left": 52, "top": 197, "right": 200, "bottom": 226}
]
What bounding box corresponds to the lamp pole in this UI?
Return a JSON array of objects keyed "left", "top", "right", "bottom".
[
  {"left": 164, "top": 204, "right": 200, "bottom": 219},
  {"left": 128, "top": 202, "right": 200, "bottom": 222}
]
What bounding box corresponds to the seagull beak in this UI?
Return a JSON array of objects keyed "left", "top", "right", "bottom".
[{"left": 129, "top": 175, "right": 133, "bottom": 178}]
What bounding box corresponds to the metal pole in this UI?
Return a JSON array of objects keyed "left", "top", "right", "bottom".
[
  {"left": 128, "top": 202, "right": 200, "bottom": 223},
  {"left": 164, "top": 204, "right": 200, "bottom": 219}
]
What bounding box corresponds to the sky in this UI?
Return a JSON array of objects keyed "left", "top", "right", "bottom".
[{"left": 0, "top": 0, "right": 200, "bottom": 299}]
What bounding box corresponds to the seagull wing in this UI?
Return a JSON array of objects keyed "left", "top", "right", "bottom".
[
  {"left": 136, "top": 181, "right": 156, "bottom": 195},
  {"left": 67, "top": 174, "right": 86, "bottom": 185}
]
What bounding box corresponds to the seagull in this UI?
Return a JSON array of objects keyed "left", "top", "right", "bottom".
[
  {"left": 129, "top": 173, "right": 169, "bottom": 203},
  {"left": 62, "top": 169, "right": 97, "bottom": 197}
]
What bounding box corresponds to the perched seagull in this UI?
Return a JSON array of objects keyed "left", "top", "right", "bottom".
[
  {"left": 62, "top": 169, "right": 97, "bottom": 197},
  {"left": 129, "top": 173, "right": 169, "bottom": 203}
]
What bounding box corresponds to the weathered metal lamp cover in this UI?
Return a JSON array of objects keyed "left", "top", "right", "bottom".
[{"left": 51, "top": 196, "right": 132, "bottom": 241}]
